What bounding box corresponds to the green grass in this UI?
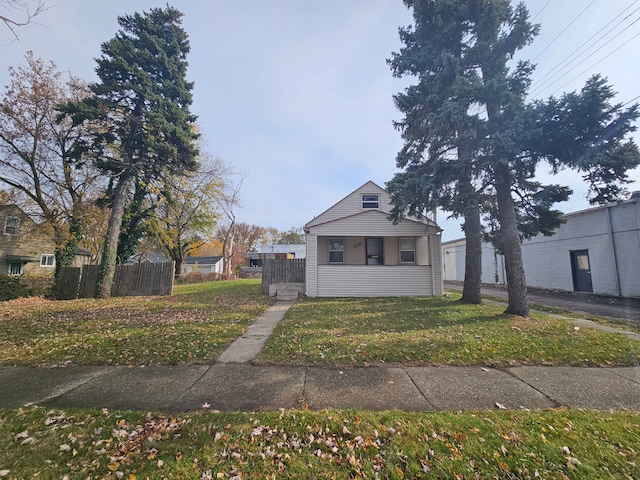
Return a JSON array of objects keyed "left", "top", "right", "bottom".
[
  {"left": 1, "top": 406, "right": 638, "bottom": 479},
  {"left": 258, "top": 293, "right": 640, "bottom": 366},
  {"left": 0, "top": 279, "right": 273, "bottom": 366}
]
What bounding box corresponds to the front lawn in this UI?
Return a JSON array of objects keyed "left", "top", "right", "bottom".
[
  {"left": 0, "top": 279, "right": 273, "bottom": 366},
  {"left": 1, "top": 406, "right": 638, "bottom": 479},
  {"left": 258, "top": 293, "right": 640, "bottom": 366}
]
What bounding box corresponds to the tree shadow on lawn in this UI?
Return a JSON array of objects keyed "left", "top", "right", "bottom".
[{"left": 289, "top": 296, "right": 511, "bottom": 335}]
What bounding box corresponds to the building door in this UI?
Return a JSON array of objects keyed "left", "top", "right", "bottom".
[
  {"left": 570, "top": 250, "right": 593, "bottom": 292},
  {"left": 366, "top": 237, "right": 384, "bottom": 265}
]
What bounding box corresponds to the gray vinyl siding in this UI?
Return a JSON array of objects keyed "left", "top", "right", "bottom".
[
  {"left": 305, "top": 234, "right": 318, "bottom": 297},
  {"left": 315, "top": 265, "right": 433, "bottom": 297},
  {"left": 310, "top": 211, "right": 436, "bottom": 237},
  {"left": 429, "top": 235, "right": 443, "bottom": 295}
]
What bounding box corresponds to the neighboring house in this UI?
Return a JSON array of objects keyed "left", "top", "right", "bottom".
[
  {"left": 304, "top": 181, "right": 443, "bottom": 297},
  {"left": 248, "top": 244, "right": 306, "bottom": 267},
  {"left": 0, "top": 205, "right": 92, "bottom": 275},
  {"left": 442, "top": 192, "right": 640, "bottom": 297},
  {"left": 127, "top": 252, "right": 170, "bottom": 264},
  {"left": 181, "top": 256, "right": 224, "bottom": 275}
]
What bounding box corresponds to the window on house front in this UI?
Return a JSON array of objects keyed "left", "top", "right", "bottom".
[
  {"left": 361, "top": 194, "right": 379, "bottom": 209},
  {"left": 4, "top": 216, "right": 19, "bottom": 235},
  {"left": 328, "top": 238, "right": 344, "bottom": 263},
  {"left": 40, "top": 254, "right": 55, "bottom": 267},
  {"left": 8, "top": 262, "right": 23, "bottom": 275},
  {"left": 399, "top": 237, "right": 416, "bottom": 263}
]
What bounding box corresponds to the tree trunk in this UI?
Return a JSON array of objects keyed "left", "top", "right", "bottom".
[
  {"left": 174, "top": 256, "right": 183, "bottom": 277},
  {"left": 96, "top": 175, "right": 132, "bottom": 298},
  {"left": 461, "top": 194, "right": 482, "bottom": 304},
  {"left": 494, "top": 164, "right": 530, "bottom": 317}
]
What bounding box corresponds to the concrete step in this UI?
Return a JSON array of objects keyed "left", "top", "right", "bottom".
[{"left": 276, "top": 290, "right": 299, "bottom": 301}]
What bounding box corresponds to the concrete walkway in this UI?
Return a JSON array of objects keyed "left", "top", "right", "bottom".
[
  {"left": 1, "top": 300, "right": 639, "bottom": 412},
  {"left": 216, "top": 300, "right": 294, "bottom": 363}
]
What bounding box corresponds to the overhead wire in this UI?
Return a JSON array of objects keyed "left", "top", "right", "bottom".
[
  {"left": 548, "top": 29, "right": 640, "bottom": 96},
  {"left": 531, "top": 0, "right": 598, "bottom": 62},
  {"left": 529, "top": 2, "right": 640, "bottom": 96}
]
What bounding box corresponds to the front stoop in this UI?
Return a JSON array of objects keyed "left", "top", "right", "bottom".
[
  {"left": 269, "top": 282, "right": 304, "bottom": 301},
  {"left": 276, "top": 289, "right": 299, "bottom": 301}
]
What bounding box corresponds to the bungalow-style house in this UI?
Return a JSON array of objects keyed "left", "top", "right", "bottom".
[
  {"left": 304, "top": 181, "right": 443, "bottom": 297},
  {"left": 0, "top": 205, "right": 92, "bottom": 275},
  {"left": 181, "top": 256, "right": 224, "bottom": 275}
]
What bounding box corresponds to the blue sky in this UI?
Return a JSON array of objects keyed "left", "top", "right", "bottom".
[{"left": 1, "top": 0, "right": 639, "bottom": 241}]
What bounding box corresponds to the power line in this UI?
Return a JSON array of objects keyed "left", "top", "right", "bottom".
[
  {"left": 530, "top": 3, "right": 640, "bottom": 96},
  {"left": 548, "top": 29, "right": 640, "bottom": 96},
  {"left": 531, "top": 15, "right": 640, "bottom": 97},
  {"left": 532, "top": 0, "right": 598, "bottom": 62},
  {"left": 530, "top": 0, "right": 552, "bottom": 21}
]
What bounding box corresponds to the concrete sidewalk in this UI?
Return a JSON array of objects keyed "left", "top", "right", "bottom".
[
  {"left": 1, "top": 300, "right": 638, "bottom": 412},
  {"left": 0, "top": 364, "right": 638, "bottom": 412}
]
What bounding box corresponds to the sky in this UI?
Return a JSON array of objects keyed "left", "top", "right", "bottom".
[{"left": 1, "top": 0, "right": 639, "bottom": 242}]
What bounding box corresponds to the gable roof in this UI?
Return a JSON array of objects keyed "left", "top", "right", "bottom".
[
  {"left": 305, "top": 181, "right": 439, "bottom": 231},
  {"left": 183, "top": 256, "right": 223, "bottom": 265}
]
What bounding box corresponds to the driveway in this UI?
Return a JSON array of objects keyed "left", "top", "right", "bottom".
[{"left": 444, "top": 281, "right": 640, "bottom": 324}]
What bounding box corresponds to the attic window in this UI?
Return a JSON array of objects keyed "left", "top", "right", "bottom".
[
  {"left": 4, "top": 216, "right": 19, "bottom": 235},
  {"left": 362, "top": 194, "right": 379, "bottom": 209}
]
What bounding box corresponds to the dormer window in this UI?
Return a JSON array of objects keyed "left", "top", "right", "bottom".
[{"left": 362, "top": 194, "right": 379, "bottom": 209}]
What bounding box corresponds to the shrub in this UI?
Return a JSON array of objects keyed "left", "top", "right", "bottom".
[{"left": 0, "top": 275, "right": 33, "bottom": 301}]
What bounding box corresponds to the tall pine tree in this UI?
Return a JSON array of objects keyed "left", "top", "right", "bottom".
[
  {"left": 61, "top": 6, "right": 198, "bottom": 298},
  {"left": 389, "top": 0, "right": 639, "bottom": 317}
]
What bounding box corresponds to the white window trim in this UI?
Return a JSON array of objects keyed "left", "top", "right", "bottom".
[
  {"left": 3, "top": 216, "right": 20, "bottom": 235},
  {"left": 361, "top": 194, "right": 379, "bottom": 209},
  {"left": 40, "top": 254, "right": 55, "bottom": 267},
  {"left": 328, "top": 238, "right": 344, "bottom": 264},
  {"left": 399, "top": 237, "right": 416, "bottom": 264}
]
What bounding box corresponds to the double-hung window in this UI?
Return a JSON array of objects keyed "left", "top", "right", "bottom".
[
  {"left": 361, "top": 194, "right": 379, "bottom": 209},
  {"left": 328, "top": 238, "right": 344, "bottom": 263},
  {"left": 399, "top": 237, "right": 416, "bottom": 263},
  {"left": 40, "top": 254, "right": 55, "bottom": 267},
  {"left": 4, "top": 216, "right": 19, "bottom": 235}
]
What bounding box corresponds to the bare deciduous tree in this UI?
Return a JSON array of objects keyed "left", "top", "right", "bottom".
[{"left": 1, "top": 0, "right": 46, "bottom": 41}]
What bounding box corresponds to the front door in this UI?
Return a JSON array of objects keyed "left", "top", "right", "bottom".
[
  {"left": 366, "top": 237, "right": 383, "bottom": 265},
  {"left": 570, "top": 250, "right": 593, "bottom": 292}
]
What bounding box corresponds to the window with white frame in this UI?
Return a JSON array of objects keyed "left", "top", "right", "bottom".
[
  {"left": 4, "top": 216, "right": 19, "bottom": 235},
  {"left": 399, "top": 237, "right": 416, "bottom": 263},
  {"left": 361, "top": 194, "right": 379, "bottom": 209},
  {"left": 8, "top": 262, "right": 23, "bottom": 275},
  {"left": 328, "top": 238, "right": 344, "bottom": 263},
  {"left": 40, "top": 254, "right": 55, "bottom": 267}
]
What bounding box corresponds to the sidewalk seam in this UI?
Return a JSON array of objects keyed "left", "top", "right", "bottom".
[
  {"left": 301, "top": 367, "right": 308, "bottom": 408},
  {"left": 38, "top": 367, "right": 113, "bottom": 405},
  {"left": 601, "top": 366, "right": 640, "bottom": 386},
  {"left": 175, "top": 365, "right": 214, "bottom": 404},
  {"left": 502, "top": 368, "right": 562, "bottom": 408},
  {"left": 403, "top": 368, "right": 436, "bottom": 409}
]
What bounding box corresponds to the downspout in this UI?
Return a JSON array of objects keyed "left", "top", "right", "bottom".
[{"left": 606, "top": 206, "right": 622, "bottom": 296}]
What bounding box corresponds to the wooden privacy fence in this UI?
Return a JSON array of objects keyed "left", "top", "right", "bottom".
[
  {"left": 261, "top": 258, "right": 305, "bottom": 294},
  {"left": 56, "top": 262, "right": 175, "bottom": 300}
]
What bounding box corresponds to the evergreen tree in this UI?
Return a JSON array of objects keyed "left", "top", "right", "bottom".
[
  {"left": 389, "top": 0, "right": 639, "bottom": 317},
  {"left": 61, "top": 6, "right": 198, "bottom": 298}
]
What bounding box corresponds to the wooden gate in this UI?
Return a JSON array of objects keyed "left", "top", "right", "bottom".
[{"left": 261, "top": 259, "right": 305, "bottom": 294}]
